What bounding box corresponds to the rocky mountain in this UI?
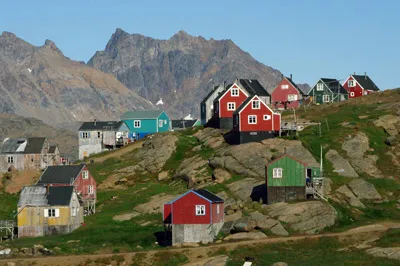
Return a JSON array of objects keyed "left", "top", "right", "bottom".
[
  {"left": 88, "top": 29, "right": 309, "bottom": 118},
  {"left": 0, "top": 31, "right": 153, "bottom": 128},
  {"left": 0, "top": 113, "right": 77, "bottom": 159}
]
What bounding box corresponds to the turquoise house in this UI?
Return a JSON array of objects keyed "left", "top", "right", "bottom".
[{"left": 121, "top": 110, "right": 171, "bottom": 139}]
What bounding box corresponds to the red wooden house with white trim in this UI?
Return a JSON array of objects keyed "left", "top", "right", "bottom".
[
  {"left": 233, "top": 95, "right": 281, "bottom": 144},
  {"left": 37, "top": 164, "right": 97, "bottom": 215},
  {"left": 271, "top": 75, "right": 304, "bottom": 109},
  {"left": 213, "top": 79, "right": 270, "bottom": 129},
  {"left": 342, "top": 73, "right": 380, "bottom": 98},
  {"left": 163, "top": 189, "right": 224, "bottom": 245}
]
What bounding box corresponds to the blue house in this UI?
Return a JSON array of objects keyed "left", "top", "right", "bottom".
[{"left": 121, "top": 110, "right": 171, "bottom": 139}]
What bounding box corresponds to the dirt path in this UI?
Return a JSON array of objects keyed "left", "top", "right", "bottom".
[
  {"left": 1, "top": 222, "right": 399, "bottom": 266},
  {"left": 87, "top": 141, "right": 143, "bottom": 163}
]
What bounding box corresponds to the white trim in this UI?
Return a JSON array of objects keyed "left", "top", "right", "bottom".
[
  {"left": 82, "top": 170, "right": 89, "bottom": 179},
  {"left": 348, "top": 80, "right": 356, "bottom": 88},
  {"left": 252, "top": 100, "right": 260, "bottom": 109},
  {"left": 227, "top": 102, "right": 236, "bottom": 111},
  {"left": 263, "top": 114, "right": 271, "bottom": 120},
  {"left": 323, "top": 95, "right": 330, "bottom": 103},
  {"left": 195, "top": 205, "right": 206, "bottom": 216},
  {"left": 215, "top": 82, "right": 249, "bottom": 104},
  {"left": 248, "top": 115, "right": 257, "bottom": 124},
  {"left": 133, "top": 120, "right": 141, "bottom": 128},
  {"left": 273, "top": 168, "right": 283, "bottom": 178},
  {"left": 231, "top": 88, "right": 239, "bottom": 97},
  {"left": 237, "top": 95, "right": 274, "bottom": 115},
  {"left": 350, "top": 91, "right": 355, "bottom": 97},
  {"left": 316, "top": 83, "right": 324, "bottom": 91}
]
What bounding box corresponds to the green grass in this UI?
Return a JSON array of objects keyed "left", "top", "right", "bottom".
[
  {"left": 224, "top": 237, "right": 399, "bottom": 266},
  {"left": 375, "top": 229, "right": 400, "bottom": 247},
  {"left": 0, "top": 192, "right": 19, "bottom": 219}
]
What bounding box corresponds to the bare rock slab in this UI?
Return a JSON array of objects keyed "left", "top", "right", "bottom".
[
  {"left": 227, "top": 178, "right": 264, "bottom": 202},
  {"left": 224, "top": 231, "right": 267, "bottom": 241},
  {"left": 326, "top": 149, "right": 358, "bottom": 177},
  {"left": 366, "top": 247, "right": 400, "bottom": 260},
  {"left": 335, "top": 185, "right": 365, "bottom": 208},
  {"left": 348, "top": 179, "right": 382, "bottom": 200}
]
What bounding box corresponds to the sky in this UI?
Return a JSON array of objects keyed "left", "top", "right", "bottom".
[{"left": 0, "top": 0, "right": 399, "bottom": 89}]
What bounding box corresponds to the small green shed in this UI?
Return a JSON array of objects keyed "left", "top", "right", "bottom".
[
  {"left": 121, "top": 110, "right": 170, "bottom": 140},
  {"left": 265, "top": 154, "right": 320, "bottom": 204}
]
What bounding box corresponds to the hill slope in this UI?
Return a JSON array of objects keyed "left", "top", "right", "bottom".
[
  {"left": 88, "top": 29, "right": 309, "bottom": 118},
  {"left": 0, "top": 31, "right": 153, "bottom": 127}
]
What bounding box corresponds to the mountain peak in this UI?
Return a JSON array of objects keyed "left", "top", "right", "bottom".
[
  {"left": 171, "top": 30, "right": 192, "bottom": 41},
  {"left": 43, "top": 39, "right": 64, "bottom": 56}
]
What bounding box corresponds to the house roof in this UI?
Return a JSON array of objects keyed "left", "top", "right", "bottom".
[
  {"left": 320, "top": 78, "right": 348, "bottom": 94},
  {"left": 79, "top": 121, "right": 127, "bottom": 131},
  {"left": 298, "top": 84, "right": 313, "bottom": 95},
  {"left": 239, "top": 79, "right": 270, "bottom": 96},
  {"left": 266, "top": 153, "right": 308, "bottom": 168},
  {"left": 0, "top": 137, "right": 46, "bottom": 154},
  {"left": 48, "top": 145, "right": 57, "bottom": 154},
  {"left": 24, "top": 137, "right": 46, "bottom": 154},
  {"left": 193, "top": 189, "right": 224, "bottom": 203},
  {"left": 18, "top": 186, "right": 48, "bottom": 207},
  {"left": 352, "top": 75, "right": 380, "bottom": 91},
  {"left": 285, "top": 77, "right": 303, "bottom": 94},
  {"left": 171, "top": 119, "right": 199, "bottom": 129},
  {"left": 37, "top": 165, "right": 85, "bottom": 185},
  {"left": 121, "top": 110, "right": 164, "bottom": 120},
  {"left": 201, "top": 85, "right": 224, "bottom": 104},
  {"left": 47, "top": 186, "right": 74, "bottom": 206}
]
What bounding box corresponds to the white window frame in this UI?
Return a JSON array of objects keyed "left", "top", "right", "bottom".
[
  {"left": 287, "top": 94, "right": 298, "bottom": 101},
  {"left": 323, "top": 95, "right": 330, "bottom": 103},
  {"left": 248, "top": 115, "right": 257, "bottom": 124},
  {"left": 231, "top": 88, "right": 239, "bottom": 97},
  {"left": 88, "top": 185, "right": 94, "bottom": 195},
  {"left": 273, "top": 168, "right": 283, "bottom": 178},
  {"left": 82, "top": 170, "right": 89, "bottom": 179},
  {"left": 159, "top": 119, "right": 163, "bottom": 128},
  {"left": 263, "top": 114, "right": 271, "bottom": 120},
  {"left": 44, "top": 208, "right": 59, "bottom": 218},
  {"left": 316, "top": 83, "right": 324, "bottom": 91},
  {"left": 217, "top": 204, "right": 220, "bottom": 214},
  {"left": 134, "top": 120, "right": 141, "bottom": 128},
  {"left": 82, "top": 132, "right": 89, "bottom": 139},
  {"left": 350, "top": 92, "right": 355, "bottom": 97},
  {"left": 227, "top": 102, "right": 236, "bottom": 111},
  {"left": 348, "top": 80, "right": 355, "bottom": 87},
  {"left": 164, "top": 120, "right": 167, "bottom": 125},
  {"left": 97, "top": 132, "right": 101, "bottom": 138},
  {"left": 71, "top": 207, "right": 77, "bottom": 217},
  {"left": 252, "top": 100, "right": 260, "bottom": 109},
  {"left": 195, "top": 205, "right": 206, "bottom": 216},
  {"left": 7, "top": 156, "right": 14, "bottom": 164},
  {"left": 281, "top": 84, "right": 289, "bottom": 89}
]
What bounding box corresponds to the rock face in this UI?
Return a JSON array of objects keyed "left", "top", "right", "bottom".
[
  {"left": 174, "top": 155, "right": 209, "bottom": 188},
  {"left": 335, "top": 185, "right": 365, "bottom": 208},
  {"left": 326, "top": 149, "right": 358, "bottom": 177},
  {"left": 262, "top": 201, "right": 337, "bottom": 234},
  {"left": 213, "top": 168, "right": 231, "bottom": 183},
  {"left": 0, "top": 32, "right": 153, "bottom": 127},
  {"left": 373, "top": 115, "right": 400, "bottom": 136},
  {"left": 227, "top": 178, "right": 264, "bottom": 202},
  {"left": 342, "top": 132, "right": 382, "bottom": 177},
  {"left": 88, "top": 29, "right": 309, "bottom": 119},
  {"left": 134, "top": 134, "right": 178, "bottom": 174},
  {"left": 224, "top": 231, "right": 267, "bottom": 241},
  {"left": 347, "top": 179, "right": 382, "bottom": 200},
  {"left": 366, "top": 247, "right": 400, "bottom": 260}
]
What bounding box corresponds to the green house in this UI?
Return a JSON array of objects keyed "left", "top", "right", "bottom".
[
  {"left": 266, "top": 154, "right": 320, "bottom": 204},
  {"left": 309, "top": 78, "right": 348, "bottom": 104},
  {"left": 121, "top": 110, "right": 170, "bottom": 140}
]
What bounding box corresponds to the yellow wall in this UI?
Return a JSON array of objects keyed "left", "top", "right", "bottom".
[{"left": 18, "top": 206, "right": 71, "bottom": 227}]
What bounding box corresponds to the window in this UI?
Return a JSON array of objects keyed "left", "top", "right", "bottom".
[
  {"left": 350, "top": 92, "right": 355, "bottom": 97},
  {"left": 227, "top": 102, "right": 236, "bottom": 111},
  {"left": 252, "top": 100, "right": 260, "bottom": 109},
  {"left": 159, "top": 119, "right": 163, "bottom": 127},
  {"left": 348, "top": 80, "right": 355, "bottom": 87},
  {"left": 231, "top": 88, "right": 239, "bottom": 97},
  {"left": 195, "top": 205, "right": 206, "bottom": 216},
  {"left": 263, "top": 114, "right": 271, "bottom": 120},
  {"left": 7, "top": 156, "right": 14, "bottom": 163},
  {"left": 71, "top": 207, "right": 77, "bottom": 217},
  {"left": 31, "top": 156, "right": 34, "bottom": 163},
  {"left": 217, "top": 204, "right": 220, "bottom": 214},
  {"left": 288, "top": 94, "right": 298, "bottom": 101},
  {"left": 281, "top": 84, "right": 289, "bottom": 89},
  {"left": 88, "top": 185, "right": 94, "bottom": 194},
  {"left": 248, "top": 115, "right": 257, "bottom": 124},
  {"left": 323, "top": 95, "right": 330, "bottom": 103},
  {"left": 273, "top": 168, "right": 283, "bottom": 178},
  {"left": 97, "top": 132, "right": 101, "bottom": 138},
  {"left": 82, "top": 132, "right": 89, "bottom": 139},
  {"left": 164, "top": 120, "right": 167, "bottom": 125},
  {"left": 316, "top": 83, "right": 324, "bottom": 91},
  {"left": 44, "top": 208, "right": 59, "bottom": 218},
  {"left": 82, "top": 170, "right": 89, "bottom": 179},
  {"left": 134, "top": 120, "right": 141, "bottom": 128}
]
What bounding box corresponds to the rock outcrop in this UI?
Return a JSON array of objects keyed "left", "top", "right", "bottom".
[
  {"left": 224, "top": 231, "right": 267, "bottom": 241},
  {"left": 326, "top": 149, "right": 358, "bottom": 177},
  {"left": 366, "top": 247, "right": 400, "bottom": 260},
  {"left": 347, "top": 179, "right": 382, "bottom": 200},
  {"left": 373, "top": 114, "right": 400, "bottom": 136}
]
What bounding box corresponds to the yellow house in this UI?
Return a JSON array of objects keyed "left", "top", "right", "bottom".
[{"left": 17, "top": 185, "right": 83, "bottom": 238}]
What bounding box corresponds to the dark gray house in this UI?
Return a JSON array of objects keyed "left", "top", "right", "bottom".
[{"left": 309, "top": 78, "right": 348, "bottom": 104}]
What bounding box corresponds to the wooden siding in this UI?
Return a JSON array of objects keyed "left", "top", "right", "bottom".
[
  {"left": 267, "top": 186, "right": 306, "bottom": 204},
  {"left": 163, "top": 203, "right": 172, "bottom": 223},
  {"left": 211, "top": 203, "right": 224, "bottom": 223},
  {"left": 74, "top": 166, "right": 97, "bottom": 201},
  {"left": 271, "top": 79, "right": 301, "bottom": 109},
  {"left": 171, "top": 192, "right": 211, "bottom": 225},
  {"left": 236, "top": 96, "right": 275, "bottom": 132},
  {"left": 343, "top": 76, "right": 364, "bottom": 98},
  {"left": 157, "top": 112, "right": 170, "bottom": 132},
  {"left": 218, "top": 84, "right": 248, "bottom": 118},
  {"left": 266, "top": 156, "right": 306, "bottom": 187}
]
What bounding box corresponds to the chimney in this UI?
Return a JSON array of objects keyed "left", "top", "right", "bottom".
[
  {"left": 353, "top": 72, "right": 356, "bottom": 75},
  {"left": 94, "top": 119, "right": 97, "bottom": 126},
  {"left": 364, "top": 72, "right": 367, "bottom": 79},
  {"left": 223, "top": 81, "right": 226, "bottom": 89},
  {"left": 281, "top": 73, "right": 284, "bottom": 80},
  {"left": 290, "top": 74, "right": 293, "bottom": 80}
]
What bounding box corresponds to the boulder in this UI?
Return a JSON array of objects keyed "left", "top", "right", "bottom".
[
  {"left": 174, "top": 155, "right": 209, "bottom": 188},
  {"left": 225, "top": 211, "right": 243, "bottom": 222},
  {"left": 227, "top": 178, "right": 264, "bottom": 202},
  {"left": 213, "top": 168, "right": 231, "bottom": 183},
  {"left": 325, "top": 150, "right": 358, "bottom": 177},
  {"left": 270, "top": 222, "right": 289, "bottom": 236},
  {"left": 373, "top": 114, "right": 400, "bottom": 136},
  {"left": 250, "top": 212, "right": 279, "bottom": 230},
  {"left": 385, "top": 136, "right": 397, "bottom": 146},
  {"left": 347, "top": 179, "right": 381, "bottom": 200},
  {"left": 232, "top": 217, "right": 257, "bottom": 232},
  {"left": 335, "top": 185, "right": 365, "bottom": 208},
  {"left": 224, "top": 231, "right": 267, "bottom": 241},
  {"left": 262, "top": 201, "right": 337, "bottom": 234},
  {"left": 157, "top": 171, "right": 169, "bottom": 181},
  {"left": 366, "top": 247, "right": 400, "bottom": 260}
]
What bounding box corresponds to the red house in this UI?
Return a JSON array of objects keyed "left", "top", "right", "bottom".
[
  {"left": 342, "top": 73, "right": 380, "bottom": 98},
  {"left": 213, "top": 79, "right": 271, "bottom": 130},
  {"left": 163, "top": 189, "right": 224, "bottom": 245},
  {"left": 233, "top": 95, "right": 281, "bottom": 144},
  {"left": 37, "top": 164, "right": 97, "bottom": 215},
  {"left": 271, "top": 75, "right": 304, "bottom": 109}
]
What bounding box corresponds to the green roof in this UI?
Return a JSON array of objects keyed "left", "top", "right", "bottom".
[{"left": 121, "top": 110, "right": 164, "bottom": 120}]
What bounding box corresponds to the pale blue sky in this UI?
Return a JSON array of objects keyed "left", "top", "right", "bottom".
[{"left": 1, "top": 0, "right": 399, "bottom": 89}]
